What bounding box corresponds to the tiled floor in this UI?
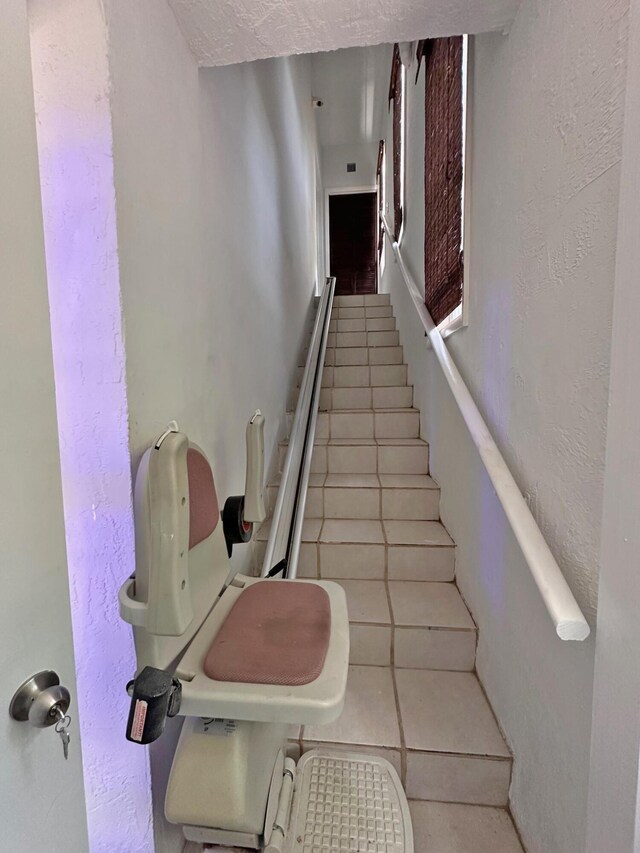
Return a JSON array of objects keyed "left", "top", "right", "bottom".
[{"left": 256, "top": 293, "right": 523, "bottom": 851}]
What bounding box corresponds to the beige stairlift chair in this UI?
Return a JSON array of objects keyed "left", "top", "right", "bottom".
[{"left": 119, "top": 422, "right": 412, "bottom": 852}]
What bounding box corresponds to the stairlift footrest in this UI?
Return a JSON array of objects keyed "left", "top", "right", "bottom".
[{"left": 285, "top": 749, "right": 414, "bottom": 853}]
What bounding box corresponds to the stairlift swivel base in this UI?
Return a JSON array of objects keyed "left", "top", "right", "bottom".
[{"left": 166, "top": 717, "right": 288, "bottom": 846}]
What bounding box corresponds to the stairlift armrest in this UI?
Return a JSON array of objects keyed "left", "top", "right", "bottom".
[
  {"left": 243, "top": 410, "right": 266, "bottom": 523},
  {"left": 119, "top": 577, "right": 147, "bottom": 628}
]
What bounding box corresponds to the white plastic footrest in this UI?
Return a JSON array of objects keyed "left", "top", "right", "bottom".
[{"left": 286, "top": 749, "right": 413, "bottom": 853}]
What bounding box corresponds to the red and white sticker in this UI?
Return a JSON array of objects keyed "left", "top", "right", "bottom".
[{"left": 130, "top": 699, "right": 148, "bottom": 742}]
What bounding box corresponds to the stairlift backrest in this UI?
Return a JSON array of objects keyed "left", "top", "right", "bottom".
[{"left": 132, "top": 430, "right": 232, "bottom": 671}]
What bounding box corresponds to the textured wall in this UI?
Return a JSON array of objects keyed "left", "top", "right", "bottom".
[
  {"left": 104, "top": 3, "right": 319, "bottom": 849},
  {"left": 586, "top": 0, "right": 640, "bottom": 847},
  {"left": 0, "top": 3, "right": 90, "bottom": 850},
  {"left": 28, "top": 2, "right": 154, "bottom": 852},
  {"left": 167, "top": 0, "right": 521, "bottom": 66},
  {"left": 381, "top": 1, "right": 629, "bottom": 850}
]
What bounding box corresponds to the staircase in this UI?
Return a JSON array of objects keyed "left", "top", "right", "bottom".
[{"left": 256, "top": 293, "right": 525, "bottom": 851}]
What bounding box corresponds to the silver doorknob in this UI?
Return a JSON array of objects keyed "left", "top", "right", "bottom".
[{"left": 9, "top": 670, "right": 71, "bottom": 728}]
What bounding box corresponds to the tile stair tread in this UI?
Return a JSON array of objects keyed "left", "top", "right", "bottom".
[
  {"left": 309, "top": 518, "right": 453, "bottom": 546},
  {"left": 336, "top": 579, "right": 475, "bottom": 632},
  {"left": 320, "top": 473, "right": 438, "bottom": 489},
  {"left": 388, "top": 581, "right": 475, "bottom": 630},
  {"left": 301, "top": 666, "right": 510, "bottom": 761},
  {"left": 385, "top": 520, "right": 454, "bottom": 547},
  {"left": 289, "top": 406, "right": 419, "bottom": 415},
  {"left": 396, "top": 669, "right": 510, "bottom": 758},
  {"left": 324, "top": 473, "right": 380, "bottom": 488},
  {"left": 379, "top": 474, "right": 439, "bottom": 489},
  {"left": 279, "top": 437, "right": 429, "bottom": 447},
  {"left": 268, "top": 474, "right": 438, "bottom": 489}
]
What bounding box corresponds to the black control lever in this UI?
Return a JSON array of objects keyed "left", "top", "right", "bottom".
[
  {"left": 125, "top": 666, "right": 182, "bottom": 744},
  {"left": 267, "top": 558, "right": 287, "bottom": 578}
]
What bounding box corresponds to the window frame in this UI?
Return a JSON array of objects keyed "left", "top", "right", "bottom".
[{"left": 390, "top": 44, "right": 406, "bottom": 244}]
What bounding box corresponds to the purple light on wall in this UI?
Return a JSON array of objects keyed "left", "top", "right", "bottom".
[
  {"left": 29, "top": 3, "right": 154, "bottom": 849},
  {"left": 476, "top": 282, "right": 514, "bottom": 617}
]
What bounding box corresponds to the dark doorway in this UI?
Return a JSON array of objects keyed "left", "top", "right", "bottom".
[{"left": 328, "top": 192, "right": 377, "bottom": 295}]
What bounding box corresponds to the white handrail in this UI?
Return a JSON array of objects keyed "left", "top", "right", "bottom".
[
  {"left": 382, "top": 215, "right": 590, "bottom": 641},
  {"left": 261, "top": 278, "right": 335, "bottom": 578}
]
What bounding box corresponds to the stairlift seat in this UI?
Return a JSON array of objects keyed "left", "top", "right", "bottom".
[
  {"left": 119, "top": 426, "right": 349, "bottom": 723},
  {"left": 203, "top": 581, "right": 331, "bottom": 686}
]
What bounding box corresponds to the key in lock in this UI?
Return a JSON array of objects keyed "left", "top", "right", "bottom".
[{"left": 9, "top": 670, "right": 72, "bottom": 760}]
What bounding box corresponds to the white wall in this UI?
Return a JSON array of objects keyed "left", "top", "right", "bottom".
[
  {"left": 312, "top": 44, "right": 391, "bottom": 194},
  {"left": 103, "top": 3, "right": 320, "bottom": 849},
  {"left": 321, "top": 142, "right": 379, "bottom": 188},
  {"left": 0, "top": 3, "right": 89, "bottom": 850},
  {"left": 105, "top": 0, "right": 318, "bottom": 565},
  {"left": 381, "top": 2, "right": 629, "bottom": 851},
  {"left": 586, "top": 0, "right": 640, "bottom": 847},
  {"left": 28, "top": 2, "right": 154, "bottom": 852}
]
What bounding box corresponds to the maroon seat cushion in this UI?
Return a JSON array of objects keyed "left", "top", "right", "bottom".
[
  {"left": 204, "top": 581, "right": 331, "bottom": 686},
  {"left": 187, "top": 447, "right": 219, "bottom": 549}
]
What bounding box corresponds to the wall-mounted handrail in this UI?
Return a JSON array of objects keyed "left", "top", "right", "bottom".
[
  {"left": 382, "top": 215, "right": 590, "bottom": 641},
  {"left": 261, "top": 277, "right": 336, "bottom": 579}
]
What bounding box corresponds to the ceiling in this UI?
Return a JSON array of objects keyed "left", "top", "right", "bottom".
[
  {"left": 311, "top": 45, "right": 392, "bottom": 148},
  {"left": 167, "top": 0, "right": 521, "bottom": 67}
]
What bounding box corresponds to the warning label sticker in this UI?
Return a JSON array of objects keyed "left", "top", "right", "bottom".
[
  {"left": 199, "top": 718, "right": 237, "bottom": 737},
  {"left": 131, "top": 699, "right": 148, "bottom": 742}
]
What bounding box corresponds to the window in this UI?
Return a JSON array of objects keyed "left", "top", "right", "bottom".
[
  {"left": 376, "top": 139, "right": 386, "bottom": 269},
  {"left": 417, "top": 36, "right": 465, "bottom": 326},
  {"left": 389, "top": 44, "right": 406, "bottom": 242}
]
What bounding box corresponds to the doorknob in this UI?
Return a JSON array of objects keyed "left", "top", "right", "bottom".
[{"left": 9, "top": 670, "right": 71, "bottom": 728}]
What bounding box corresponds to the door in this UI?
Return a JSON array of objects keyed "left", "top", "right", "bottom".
[
  {"left": 0, "top": 2, "right": 88, "bottom": 850},
  {"left": 329, "top": 192, "right": 378, "bottom": 295}
]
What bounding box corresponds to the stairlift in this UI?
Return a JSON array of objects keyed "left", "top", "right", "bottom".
[{"left": 119, "top": 417, "right": 412, "bottom": 851}]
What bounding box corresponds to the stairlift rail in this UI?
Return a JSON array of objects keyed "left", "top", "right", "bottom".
[
  {"left": 381, "top": 216, "right": 590, "bottom": 641},
  {"left": 287, "top": 280, "right": 336, "bottom": 576},
  {"left": 261, "top": 278, "right": 336, "bottom": 579}
]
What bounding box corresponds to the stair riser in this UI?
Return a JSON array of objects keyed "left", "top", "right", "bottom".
[
  {"left": 278, "top": 444, "right": 430, "bottom": 475},
  {"left": 333, "top": 294, "right": 391, "bottom": 307},
  {"left": 299, "top": 364, "right": 408, "bottom": 388},
  {"left": 332, "top": 364, "right": 408, "bottom": 387},
  {"left": 286, "top": 415, "right": 421, "bottom": 441},
  {"left": 269, "top": 486, "right": 440, "bottom": 521},
  {"left": 312, "top": 411, "right": 420, "bottom": 439},
  {"left": 321, "top": 387, "right": 414, "bottom": 411},
  {"left": 329, "top": 331, "right": 400, "bottom": 348},
  {"left": 303, "top": 345, "right": 404, "bottom": 367},
  {"left": 291, "top": 386, "right": 414, "bottom": 412},
  {"left": 405, "top": 752, "right": 511, "bottom": 807},
  {"left": 329, "top": 318, "right": 397, "bottom": 333},
  {"left": 336, "top": 306, "right": 393, "bottom": 319},
  {"left": 349, "top": 624, "right": 476, "bottom": 671},
  {"left": 278, "top": 445, "right": 429, "bottom": 475},
  {"left": 331, "top": 346, "right": 404, "bottom": 367},
  {"left": 318, "top": 543, "right": 455, "bottom": 582},
  {"left": 254, "top": 537, "right": 455, "bottom": 583}
]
